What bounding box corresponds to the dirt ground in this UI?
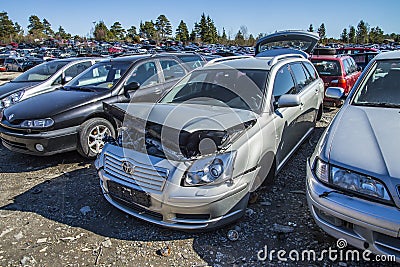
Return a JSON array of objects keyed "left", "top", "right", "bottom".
[{"left": 0, "top": 72, "right": 398, "bottom": 267}]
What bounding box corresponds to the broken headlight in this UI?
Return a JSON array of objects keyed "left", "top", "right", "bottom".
[{"left": 184, "top": 151, "right": 236, "bottom": 186}]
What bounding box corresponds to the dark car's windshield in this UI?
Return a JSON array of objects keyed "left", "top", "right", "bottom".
[
  {"left": 353, "top": 59, "right": 400, "bottom": 107},
  {"left": 161, "top": 68, "right": 268, "bottom": 113},
  {"left": 12, "top": 60, "right": 70, "bottom": 82},
  {"left": 66, "top": 61, "right": 131, "bottom": 90},
  {"left": 311, "top": 59, "right": 341, "bottom": 76}
]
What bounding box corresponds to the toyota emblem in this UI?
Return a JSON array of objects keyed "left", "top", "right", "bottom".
[{"left": 121, "top": 161, "right": 134, "bottom": 175}]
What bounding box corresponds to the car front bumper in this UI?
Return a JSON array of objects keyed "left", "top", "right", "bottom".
[
  {"left": 96, "top": 145, "right": 253, "bottom": 230},
  {"left": 0, "top": 125, "right": 79, "bottom": 156},
  {"left": 306, "top": 159, "right": 400, "bottom": 262}
]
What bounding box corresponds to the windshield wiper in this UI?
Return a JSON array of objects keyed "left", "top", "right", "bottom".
[{"left": 354, "top": 102, "right": 400, "bottom": 108}]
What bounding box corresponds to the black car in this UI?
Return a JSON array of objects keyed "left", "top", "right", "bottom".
[{"left": 0, "top": 53, "right": 199, "bottom": 158}]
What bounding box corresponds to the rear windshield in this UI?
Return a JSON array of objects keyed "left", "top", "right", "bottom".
[{"left": 311, "top": 59, "right": 341, "bottom": 76}]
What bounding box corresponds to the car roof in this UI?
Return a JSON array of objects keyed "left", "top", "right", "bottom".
[
  {"left": 374, "top": 50, "right": 400, "bottom": 60},
  {"left": 310, "top": 55, "right": 349, "bottom": 60},
  {"left": 203, "top": 54, "right": 306, "bottom": 70}
]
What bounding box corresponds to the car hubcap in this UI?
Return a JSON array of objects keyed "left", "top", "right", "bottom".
[{"left": 87, "top": 125, "right": 111, "bottom": 154}]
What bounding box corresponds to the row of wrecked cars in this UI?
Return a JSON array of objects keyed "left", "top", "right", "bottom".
[{"left": 0, "top": 31, "right": 398, "bottom": 262}]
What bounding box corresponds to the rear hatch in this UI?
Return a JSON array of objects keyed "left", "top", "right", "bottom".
[{"left": 255, "top": 30, "right": 320, "bottom": 57}]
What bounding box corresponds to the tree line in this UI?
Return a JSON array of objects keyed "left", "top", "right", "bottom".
[
  {"left": 1, "top": 11, "right": 399, "bottom": 46},
  {"left": 308, "top": 21, "right": 399, "bottom": 45}
]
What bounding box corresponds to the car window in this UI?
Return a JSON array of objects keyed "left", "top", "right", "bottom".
[
  {"left": 272, "top": 64, "right": 296, "bottom": 100},
  {"left": 176, "top": 54, "right": 204, "bottom": 69},
  {"left": 52, "top": 62, "right": 92, "bottom": 86},
  {"left": 353, "top": 60, "right": 400, "bottom": 106},
  {"left": 68, "top": 61, "right": 130, "bottom": 89},
  {"left": 159, "top": 59, "right": 186, "bottom": 81},
  {"left": 126, "top": 61, "right": 160, "bottom": 87},
  {"left": 311, "top": 59, "right": 341, "bottom": 76},
  {"left": 343, "top": 58, "right": 352, "bottom": 74},
  {"left": 291, "top": 62, "right": 309, "bottom": 90},
  {"left": 303, "top": 61, "right": 318, "bottom": 81}
]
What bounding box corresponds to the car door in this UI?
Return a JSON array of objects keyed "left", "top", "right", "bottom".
[
  {"left": 272, "top": 63, "right": 301, "bottom": 166},
  {"left": 124, "top": 60, "right": 164, "bottom": 103},
  {"left": 290, "top": 62, "right": 319, "bottom": 135}
]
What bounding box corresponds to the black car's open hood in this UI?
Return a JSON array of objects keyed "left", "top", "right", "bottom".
[{"left": 255, "top": 30, "right": 320, "bottom": 56}]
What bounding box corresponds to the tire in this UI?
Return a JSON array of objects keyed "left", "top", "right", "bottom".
[{"left": 77, "top": 118, "right": 115, "bottom": 159}]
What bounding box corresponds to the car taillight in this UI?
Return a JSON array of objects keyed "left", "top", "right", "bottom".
[
  {"left": 330, "top": 78, "right": 347, "bottom": 91},
  {"left": 337, "top": 78, "right": 347, "bottom": 90}
]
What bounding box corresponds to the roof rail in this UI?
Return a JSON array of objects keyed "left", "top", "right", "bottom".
[
  {"left": 205, "top": 55, "right": 253, "bottom": 66},
  {"left": 268, "top": 54, "right": 305, "bottom": 66}
]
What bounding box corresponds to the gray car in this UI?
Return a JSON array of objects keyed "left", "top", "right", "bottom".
[
  {"left": 0, "top": 58, "right": 99, "bottom": 109},
  {"left": 306, "top": 51, "right": 400, "bottom": 262},
  {"left": 95, "top": 52, "right": 324, "bottom": 230}
]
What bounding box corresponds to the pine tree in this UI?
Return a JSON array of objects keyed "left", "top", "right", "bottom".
[
  {"left": 175, "top": 20, "right": 189, "bottom": 44},
  {"left": 28, "top": 15, "right": 44, "bottom": 36},
  {"left": 349, "top": 26, "right": 356, "bottom": 43},
  {"left": 317, "top": 23, "right": 326, "bottom": 43},
  {"left": 155, "top": 15, "right": 172, "bottom": 40},
  {"left": 340, "top": 28, "right": 348, "bottom": 43},
  {"left": 356, "top": 20, "right": 369, "bottom": 44},
  {"left": 0, "top": 12, "right": 18, "bottom": 43},
  {"left": 110, "top": 21, "right": 126, "bottom": 40},
  {"left": 42, "top": 18, "right": 54, "bottom": 37},
  {"left": 308, "top": 24, "right": 314, "bottom": 32}
]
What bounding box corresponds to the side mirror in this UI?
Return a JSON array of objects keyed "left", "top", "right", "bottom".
[
  {"left": 277, "top": 94, "right": 301, "bottom": 108},
  {"left": 62, "top": 76, "right": 73, "bottom": 85},
  {"left": 325, "top": 87, "right": 345, "bottom": 99},
  {"left": 123, "top": 81, "right": 140, "bottom": 98}
]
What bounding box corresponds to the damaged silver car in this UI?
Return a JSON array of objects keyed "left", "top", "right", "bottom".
[{"left": 95, "top": 50, "right": 324, "bottom": 230}]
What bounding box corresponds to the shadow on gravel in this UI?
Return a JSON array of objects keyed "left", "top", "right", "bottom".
[
  {"left": 0, "top": 148, "right": 89, "bottom": 173},
  {"left": 0, "top": 124, "right": 348, "bottom": 266}
]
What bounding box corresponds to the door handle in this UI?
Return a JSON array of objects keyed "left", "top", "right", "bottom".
[{"left": 155, "top": 89, "right": 162, "bottom": 94}]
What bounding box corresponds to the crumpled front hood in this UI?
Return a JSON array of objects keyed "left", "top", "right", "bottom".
[
  {"left": 113, "top": 102, "right": 258, "bottom": 133},
  {"left": 327, "top": 105, "right": 400, "bottom": 180},
  {"left": 0, "top": 81, "right": 40, "bottom": 98},
  {"left": 107, "top": 102, "right": 258, "bottom": 159}
]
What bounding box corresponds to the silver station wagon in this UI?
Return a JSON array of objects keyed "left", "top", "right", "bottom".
[
  {"left": 307, "top": 51, "right": 400, "bottom": 262},
  {"left": 95, "top": 47, "right": 324, "bottom": 230}
]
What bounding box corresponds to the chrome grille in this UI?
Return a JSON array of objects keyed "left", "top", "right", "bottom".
[{"left": 104, "top": 152, "right": 169, "bottom": 192}]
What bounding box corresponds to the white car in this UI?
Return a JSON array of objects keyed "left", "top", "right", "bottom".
[{"left": 95, "top": 33, "right": 324, "bottom": 230}]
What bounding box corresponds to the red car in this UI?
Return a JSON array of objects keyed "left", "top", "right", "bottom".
[{"left": 311, "top": 54, "right": 361, "bottom": 106}]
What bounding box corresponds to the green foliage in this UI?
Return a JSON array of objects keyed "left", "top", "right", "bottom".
[
  {"left": 140, "top": 20, "right": 156, "bottom": 39},
  {"left": 308, "top": 24, "right": 314, "bottom": 32},
  {"left": 175, "top": 20, "right": 189, "bottom": 44},
  {"left": 42, "top": 18, "right": 54, "bottom": 37},
  {"left": 0, "top": 12, "right": 18, "bottom": 43},
  {"left": 94, "top": 21, "right": 110, "bottom": 41},
  {"left": 155, "top": 15, "right": 172, "bottom": 40},
  {"left": 356, "top": 20, "right": 369, "bottom": 44},
  {"left": 340, "top": 28, "right": 348, "bottom": 43},
  {"left": 349, "top": 26, "right": 356, "bottom": 43},
  {"left": 28, "top": 15, "right": 44, "bottom": 36},
  {"left": 317, "top": 23, "right": 326, "bottom": 43},
  {"left": 110, "top": 21, "right": 126, "bottom": 40}
]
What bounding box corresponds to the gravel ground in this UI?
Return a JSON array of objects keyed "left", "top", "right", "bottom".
[{"left": 0, "top": 72, "right": 398, "bottom": 267}]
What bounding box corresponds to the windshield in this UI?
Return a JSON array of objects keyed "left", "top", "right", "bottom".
[
  {"left": 353, "top": 59, "right": 400, "bottom": 107},
  {"left": 259, "top": 39, "right": 312, "bottom": 53},
  {"left": 161, "top": 68, "right": 268, "bottom": 113},
  {"left": 66, "top": 61, "right": 131, "bottom": 90},
  {"left": 12, "top": 60, "right": 69, "bottom": 82},
  {"left": 311, "top": 59, "right": 342, "bottom": 76}
]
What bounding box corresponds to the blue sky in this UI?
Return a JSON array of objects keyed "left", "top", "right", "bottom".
[{"left": 2, "top": 0, "right": 399, "bottom": 39}]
